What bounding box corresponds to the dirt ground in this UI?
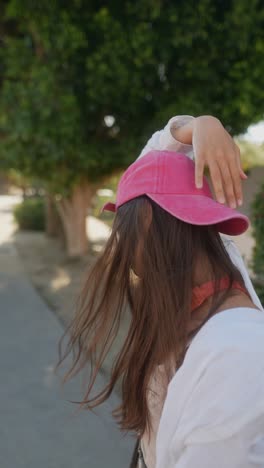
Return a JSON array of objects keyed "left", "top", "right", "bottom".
[{"left": 13, "top": 229, "right": 97, "bottom": 327}]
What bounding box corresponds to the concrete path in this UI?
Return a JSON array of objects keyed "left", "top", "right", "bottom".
[{"left": 0, "top": 196, "right": 134, "bottom": 468}]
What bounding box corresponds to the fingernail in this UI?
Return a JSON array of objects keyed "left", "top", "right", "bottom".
[
  {"left": 238, "top": 199, "right": 242, "bottom": 206},
  {"left": 231, "top": 202, "right": 236, "bottom": 209},
  {"left": 219, "top": 197, "right": 225, "bottom": 204},
  {"left": 196, "top": 183, "right": 202, "bottom": 189}
]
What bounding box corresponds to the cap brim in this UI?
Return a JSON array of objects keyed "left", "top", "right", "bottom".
[
  {"left": 101, "top": 201, "right": 116, "bottom": 214},
  {"left": 146, "top": 193, "right": 249, "bottom": 236}
]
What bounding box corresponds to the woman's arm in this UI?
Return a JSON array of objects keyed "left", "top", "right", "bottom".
[
  {"left": 137, "top": 115, "right": 194, "bottom": 160},
  {"left": 138, "top": 115, "right": 248, "bottom": 209},
  {"left": 173, "top": 115, "right": 247, "bottom": 208}
]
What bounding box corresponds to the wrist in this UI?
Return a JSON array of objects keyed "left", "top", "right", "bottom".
[
  {"left": 171, "top": 118, "right": 194, "bottom": 145},
  {"left": 195, "top": 115, "right": 221, "bottom": 126}
]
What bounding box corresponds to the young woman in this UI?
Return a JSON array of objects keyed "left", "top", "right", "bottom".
[{"left": 56, "top": 115, "right": 264, "bottom": 468}]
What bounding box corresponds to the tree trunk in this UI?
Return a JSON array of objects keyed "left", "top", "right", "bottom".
[
  {"left": 0, "top": 173, "right": 10, "bottom": 194},
  {"left": 45, "top": 193, "right": 64, "bottom": 241},
  {"left": 55, "top": 181, "right": 95, "bottom": 259}
]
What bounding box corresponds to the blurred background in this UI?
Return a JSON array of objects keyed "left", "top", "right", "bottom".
[{"left": 0, "top": 1, "right": 263, "bottom": 467}]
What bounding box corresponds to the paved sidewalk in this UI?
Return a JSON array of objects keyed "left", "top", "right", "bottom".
[{"left": 0, "top": 196, "right": 134, "bottom": 468}]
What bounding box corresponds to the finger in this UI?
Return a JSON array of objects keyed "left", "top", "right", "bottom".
[
  {"left": 235, "top": 145, "right": 248, "bottom": 179},
  {"left": 239, "top": 166, "right": 248, "bottom": 179},
  {"left": 208, "top": 160, "right": 226, "bottom": 204},
  {"left": 195, "top": 156, "right": 205, "bottom": 189},
  {"left": 239, "top": 167, "right": 248, "bottom": 179},
  {"left": 217, "top": 159, "right": 236, "bottom": 208},
  {"left": 228, "top": 155, "right": 243, "bottom": 206}
]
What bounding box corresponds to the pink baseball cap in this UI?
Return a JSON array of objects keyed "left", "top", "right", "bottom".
[{"left": 101, "top": 150, "right": 249, "bottom": 236}]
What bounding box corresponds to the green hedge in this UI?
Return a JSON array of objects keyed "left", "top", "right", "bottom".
[
  {"left": 13, "top": 197, "right": 45, "bottom": 231},
  {"left": 251, "top": 182, "right": 264, "bottom": 306}
]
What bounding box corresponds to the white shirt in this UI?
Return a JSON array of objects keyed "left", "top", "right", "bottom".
[
  {"left": 136, "top": 115, "right": 264, "bottom": 468},
  {"left": 156, "top": 307, "right": 264, "bottom": 468}
]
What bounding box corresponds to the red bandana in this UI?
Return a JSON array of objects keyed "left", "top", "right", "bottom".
[{"left": 191, "top": 276, "right": 250, "bottom": 312}]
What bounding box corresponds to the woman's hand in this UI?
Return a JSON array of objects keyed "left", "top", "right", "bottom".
[{"left": 173, "top": 115, "right": 247, "bottom": 208}]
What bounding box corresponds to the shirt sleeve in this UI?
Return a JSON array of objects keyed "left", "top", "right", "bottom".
[
  {"left": 136, "top": 115, "right": 195, "bottom": 160},
  {"left": 168, "top": 348, "right": 264, "bottom": 467},
  {"left": 173, "top": 421, "right": 264, "bottom": 468},
  {"left": 177, "top": 351, "right": 264, "bottom": 444}
]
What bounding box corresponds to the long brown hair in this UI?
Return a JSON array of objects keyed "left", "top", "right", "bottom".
[{"left": 55, "top": 195, "right": 248, "bottom": 438}]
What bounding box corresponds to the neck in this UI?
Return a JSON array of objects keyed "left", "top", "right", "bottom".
[{"left": 188, "top": 277, "right": 258, "bottom": 335}]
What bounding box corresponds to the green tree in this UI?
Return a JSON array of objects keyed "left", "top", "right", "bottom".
[{"left": 1, "top": 0, "right": 264, "bottom": 256}]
